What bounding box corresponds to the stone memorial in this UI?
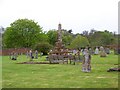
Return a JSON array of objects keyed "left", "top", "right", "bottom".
[
  {"left": 48, "top": 23, "right": 70, "bottom": 64},
  {"left": 94, "top": 47, "right": 99, "bottom": 55},
  {"left": 99, "top": 46, "right": 107, "bottom": 57}
]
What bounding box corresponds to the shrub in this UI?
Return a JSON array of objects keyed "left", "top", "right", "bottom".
[{"left": 34, "top": 42, "right": 53, "bottom": 55}]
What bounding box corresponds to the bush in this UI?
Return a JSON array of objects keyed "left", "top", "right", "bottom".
[
  {"left": 69, "top": 35, "right": 89, "bottom": 49},
  {"left": 34, "top": 42, "right": 53, "bottom": 55}
]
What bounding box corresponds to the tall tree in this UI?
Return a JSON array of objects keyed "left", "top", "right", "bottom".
[
  {"left": 69, "top": 35, "right": 89, "bottom": 49},
  {"left": 3, "top": 19, "right": 44, "bottom": 48},
  {"left": 62, "top": 29, "right": 74, "bottom": 47},
  {"left": 47, "top": 30, "right": 57, "bottom": 45},
  {"left": 88, "top": 31, "right": 117, "bottom": 46}
]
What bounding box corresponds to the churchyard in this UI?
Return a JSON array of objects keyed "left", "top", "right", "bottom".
[
  {"left": 2, "top": 52, "right": 118, "bottom": 88},
  {"left": 1, "top": 19, "right": 119, "bottom": 89}
]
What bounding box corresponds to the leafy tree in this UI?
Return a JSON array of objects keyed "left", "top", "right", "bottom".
[
  {"left": 82, "top": 30, "right": 89, "bottom": 37},
  {"left": 62, "top": 30, "right": 74, "bottom": 47},
  {"left": 69, "top": 35, "right": 89, "bottom": 49},
  {"left": 89, "top": 28, "right": 97, "bottom": 35},
  {"left": 36, "top": 32, "right": 49, "bottom": 44},
  {"left": 34, "top": 42, "right": 53, "bottom": 55},
  {"left": 88, "top": 31, "right": 117, "bottom": 46},
  {"left": 62, "top": 35, "right": 73, "bottom": 46},
  {"left": 47, "top": 30, "right": 57, "bottom": 45},
  {"left": 3, "top": 19, "right": 44, "bottom": 48},
  {"left": 68, "top": 29, "right": 72, "bottom": 33}
]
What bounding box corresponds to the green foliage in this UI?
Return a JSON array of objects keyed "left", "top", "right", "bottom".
[
  {"left": 62, "top": 30, "right": 74, "bottom": 47},
  {"left": 47, "top": 29, "right": 74, "bottom": 47},
  {"left": 62, "top": 35, "right": 73, "bottom": 46},
  {"left": 3, "top": 19, "right": 44, "bottom": 48},
  {"left": 47, "top": 30, "right": 57, "bottom": 45},
  {"left": 36, "top": 32, "right": 49, "bottom": 44},
  {"left": 2, "top": 19, "right": 118, "bottom": 49},
  {"left": 69, "top": 35, "right": 89, "bottom": 49},
  {"left": 34, "top": 42, "right": 53, "bottom": 55},
  {"left": 88, "top": 31, "right": 117, "bottom": 46}
]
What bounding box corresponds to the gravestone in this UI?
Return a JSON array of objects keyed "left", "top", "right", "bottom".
[
  {"left": 99, "top": 46, "right": 107, "bottom": 57},
  {"left": 105, "top": 47, "right": 110, "bottom": 54},
  {"left": 82, "top": 48, "right": 91, "bottom": 72},
  {"left": 94, "top": 47, "right": 99, "bottom": 55},
  {"left": 35, "top": 50, "right": 38, "bottom": 59}
]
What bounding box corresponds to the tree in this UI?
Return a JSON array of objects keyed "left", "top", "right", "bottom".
[
  {"left": 82, "top": 30, "right": 89, "bottom": 37},
  {"left": 89, "top": 28, "right": 97, "bottom": 35},
  {"left": 37, "top": 32, "right": 49, "bottom": 44},
  {"left": 62, "top": 35, "right": 73, "bottom": 46},
  {"left": 68, "top": 29, "right": 72, "bottom": 33},
  {"left": 47, "top": 30, "right": 57, "bottom": 45},
  {"left": 69, "top": 35, "right": 89, "bottom": 49},
  {"left": 88, "top": 31, "right": 117, "bottom": 46},
  {"left": 62, "top": 30, "right": 74, "bottom": 47},
  {"left": 34, "top": 42, "right": 53, "bottom": 55},
  {"left": 3, "top": 19, "right": 44, "bottom": 48}
]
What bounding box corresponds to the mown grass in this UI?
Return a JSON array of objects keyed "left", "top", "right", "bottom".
[{"left": 2, "top": 53, "right": 119, "bottom": 88}]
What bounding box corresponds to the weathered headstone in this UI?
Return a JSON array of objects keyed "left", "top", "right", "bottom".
[
  {"left": 82, "top": 48, "right": 91, "bottom": 72},
  {"left": 35, "top": 50, "right": 38, "bottom": 59},
  {"left": 99, "top": 46, "right": 107, "bottom": 57},
  {"left": 105, "top": 48, "right": 110, "bottom": 54},
  {"left": 94, "top": 47, "right": 99, "bottom": 55}
]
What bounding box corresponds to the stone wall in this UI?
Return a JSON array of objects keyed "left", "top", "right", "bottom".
[{"left": 1, "top": 48, "right": 30, "bottom": 56}]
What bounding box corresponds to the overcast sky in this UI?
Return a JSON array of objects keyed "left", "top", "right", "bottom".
[{"left": 0, "top": 0, "right": 119, "bottom": 34}]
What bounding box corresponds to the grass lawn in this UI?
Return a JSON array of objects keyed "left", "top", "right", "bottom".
[{"left": 2, "top": 53, "right": 119, "bottom": 88}]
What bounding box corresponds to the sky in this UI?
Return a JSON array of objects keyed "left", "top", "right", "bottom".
[{"left": 0, "top": 0, "right": 119, "bottom": 34}]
